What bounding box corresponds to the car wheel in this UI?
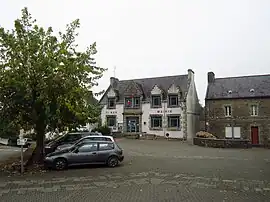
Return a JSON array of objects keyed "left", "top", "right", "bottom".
[
  {"left": 107, "top": 156, "right": 119, "bottom": 167},
  {"left": 53, "top": 158, "right": 67, "bottom": 171}
]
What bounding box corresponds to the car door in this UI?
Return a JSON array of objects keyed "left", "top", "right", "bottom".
[
  {"left": 72, "top": 143, "right": 99, "bottom": 165},
  {"left": 96, "top": 143, "right": 115, "bottom": 163}
]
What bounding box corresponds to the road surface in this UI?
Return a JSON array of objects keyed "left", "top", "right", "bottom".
[
  {"left": 0, "top": 139, "right": 269, "bottom": 201},
  {"left": 0, "top": 146, "right": 26, "bottom": 163}
]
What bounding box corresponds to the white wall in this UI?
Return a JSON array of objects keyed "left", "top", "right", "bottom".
[
  {"left": 142, "top": 102, "right": 184, "bottom": 138},
  {"left": 101, "top": 102, "right": 184, "bottom": 138},
  {"left": 101, "top": 104, "right": 123, "bottom": 127}
]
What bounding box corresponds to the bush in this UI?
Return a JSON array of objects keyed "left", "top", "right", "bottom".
[
  {"left": 92, "top": 125, "right": 111, "bottom": 135},
  {"left": 196, "top": 131, "right": 216, "bottom": 139}
]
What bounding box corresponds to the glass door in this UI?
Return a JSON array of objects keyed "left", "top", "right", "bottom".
[{"left": 126, "top": 117, "right": 139, "bottom": 132}]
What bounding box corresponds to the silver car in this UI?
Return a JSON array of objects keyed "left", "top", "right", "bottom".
[
  {"left": 44, "top": 141, "right": 124, "bottom": 170},
  {"left": 56, "top": 135, "right": 115, "bottom": 151}
]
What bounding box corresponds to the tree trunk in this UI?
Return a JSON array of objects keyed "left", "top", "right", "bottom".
[{"left": 32, "top": 121, "right": 46, "bottom": 164}]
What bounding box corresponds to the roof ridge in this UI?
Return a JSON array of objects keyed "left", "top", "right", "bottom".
[
  {"left": 119, "top": 74, "right": 188, "bottom": 82},
  {"left": 216, "top": 73, "right": 270, "bottom": 80}
]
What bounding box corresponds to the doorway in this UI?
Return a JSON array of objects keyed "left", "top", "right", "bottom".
[
  {"left": 251, "top": 126, "right": 259, "bottom": 145},
  {"left": 126, "top": 117, "right": 140, "bottom": 132}
]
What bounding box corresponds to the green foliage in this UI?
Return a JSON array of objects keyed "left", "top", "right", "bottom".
[
  {"left": 0, "top": 7, "right": 106, "bottom": 159},
  {"left": 92, "top": 125, "right": 111, "bottom": 135},
  {"left": 0, "top": 120, "right": 19, "bottom": 138}
]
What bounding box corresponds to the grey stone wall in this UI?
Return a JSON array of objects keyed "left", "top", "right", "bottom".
[
  {"left": 193, "top": 137, "right": 251, "bottom": 148},
  {"left": 205, "top": 98, "right": 270, "bottom": 146}
]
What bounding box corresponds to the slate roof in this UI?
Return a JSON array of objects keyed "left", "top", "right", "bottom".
[
  {"left": 100, "top": 74, "right": 189, "bottom": 103},
  {"left": 206, "top": 74, "right": 270, "bottom": 100}
]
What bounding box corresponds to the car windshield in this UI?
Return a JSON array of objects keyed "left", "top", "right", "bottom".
[{"left": 73, "top": 136, "right": 99, "bottom": 145}]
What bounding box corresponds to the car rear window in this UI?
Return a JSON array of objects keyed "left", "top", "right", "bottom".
[{"left": 99, "top": 143, "right": 114, "bottom": 151}]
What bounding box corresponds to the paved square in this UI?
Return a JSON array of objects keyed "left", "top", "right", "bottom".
[{"left": 0, "top": 139, "right": 270, "bottom": 201}]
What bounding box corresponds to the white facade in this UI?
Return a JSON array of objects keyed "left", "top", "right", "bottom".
[
  {"left": 100, "top": 69, "right": 200, "bottom": 140},
  {"left": 141, "top": 102, "right": 184, "bottom": 138}
]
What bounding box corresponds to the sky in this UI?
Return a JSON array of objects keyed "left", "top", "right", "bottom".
[{"left": 1, "top": 0, "right": 270, "bottom": 105}]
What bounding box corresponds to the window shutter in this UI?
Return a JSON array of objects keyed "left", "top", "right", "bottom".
[{"left": 225, "top": 127, "right": 232, "bottom": 138}]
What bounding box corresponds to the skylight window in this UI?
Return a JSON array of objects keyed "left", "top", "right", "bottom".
[
  {"left": 250, "top": 89, "right": 254, "bottom": 93},
  {"left": 228, "top": 90, "right": 232, "bottom": 94}
]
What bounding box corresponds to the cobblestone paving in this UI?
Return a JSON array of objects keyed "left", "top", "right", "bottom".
[{"left": 0, "top": 139, "right": 270, "bottom": 201}]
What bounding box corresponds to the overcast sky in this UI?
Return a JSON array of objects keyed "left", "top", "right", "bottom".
[{"left": 1, "top": 0, "right": 270, "bottom": 105}]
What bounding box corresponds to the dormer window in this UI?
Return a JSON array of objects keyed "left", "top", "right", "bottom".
[
  {"left": 107, "top": 98, "right": 116, "bottom": 109},
  {"left": 250, "top": 89, "right": 254, "bottom": 93},
  {"left": 168, "top": 94, "right": 179, "bottom": 107},
  {"left": 125, "top": 97, "right": 140, "bottom": 108},
  {"left": 151, "top": 95, "right": 161, "bottom": 108}
]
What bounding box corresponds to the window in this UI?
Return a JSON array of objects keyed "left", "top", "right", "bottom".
[
  {"left": 107, "top": 98, "right": 116, "bottom": 109},
  {"left": 125, "top": 97, "right": 133, "bottom": 108},
  {"left": 168, "top": 116, "right": 180, "bottom": 128},
  {"left": 78, "top": 143, "right": 98, "bottom": 153},
  {"left": 92, "top": 137, "right": 112, "bottom": 141},
  {"left": 224, "top": 106, "right": 232, "bottom": 117},
  {"left": 168, "top": 95, "right": 178, "bottom": 107},
  {"left": 225, "top": 127, "right": 232, "bottom": 138},
  {"left": 150, "top": 116, "right": 162, "bottom": 128},
  {"left": 151, "top": 96, "right": 161, "bottom": 107},
  {"left": 65, "top": 134, "right": 82, "bottom": 143},
  {"left": 99, "top": 143, "right": 114, "bottom": 151},
  {"left": 125, "top": 97, "right": 140, "bottom": 108},
  {"left": 107, "top": 116, "right": 116, "bottom": 127},
  {"left": 134, "top": 97, "right": 140, "bottom": 108},
  {"left": 251, "top": 105, "right": 258, "bottom": 116},
  {"left": 225, "top": 127, "right": 241, "bottom": 139}
]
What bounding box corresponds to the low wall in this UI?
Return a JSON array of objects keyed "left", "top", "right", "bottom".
[
  {"left": 193, "top": 137, "right": 251, "bottom": 148},
  {"left": 118, "top": 133, "right": 184, "bottom": 141}
]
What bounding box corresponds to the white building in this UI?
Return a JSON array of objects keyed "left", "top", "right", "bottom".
[{"left": 99, "top": 69, "right": 200, "bottom": 140}]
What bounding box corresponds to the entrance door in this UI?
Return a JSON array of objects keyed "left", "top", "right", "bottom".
[
  {"left": 126, "top": 117, "right": 139, "bottom": 132},
  {"left": 251, "top": 126, "right": 259, "bottom": 145}
]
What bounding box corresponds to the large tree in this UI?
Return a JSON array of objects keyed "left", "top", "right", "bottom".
[{"left": 0, "top": 8, "right": 105, "bottom": 162}]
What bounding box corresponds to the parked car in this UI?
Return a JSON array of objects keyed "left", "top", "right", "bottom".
[
  {"left": 44, "top": 141, "right": 124, "bottom": 170},
  {"left": 44, "top": 132, "right": 102, "bottom": 154},
  {"left": 56, "top": 135, "right": 115, "bottom": 151}
]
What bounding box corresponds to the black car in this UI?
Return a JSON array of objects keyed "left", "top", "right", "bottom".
[
  {"left": 44, "top": 132, "right": 101, "bottom": 154},
  {"left": 44, "top": 141, "right": 124, "bottom": 170}
]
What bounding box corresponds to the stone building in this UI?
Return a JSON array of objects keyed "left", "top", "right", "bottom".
[
  {"left": 205, "top": 72, "right": 270, "bottom": 146},
  {"left": 99, "top": 70, "right": 200, "bottom": 140}
]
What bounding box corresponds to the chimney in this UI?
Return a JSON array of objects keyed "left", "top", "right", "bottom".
[
  {"left": 110, "top": 77, "right": 119, "bottom": 88},
  {"left": 207, "top": 72, "right": 215, "bottom": 83},
  {"left": 188, "top": 69, "right": 194, "bottom": 81}
]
